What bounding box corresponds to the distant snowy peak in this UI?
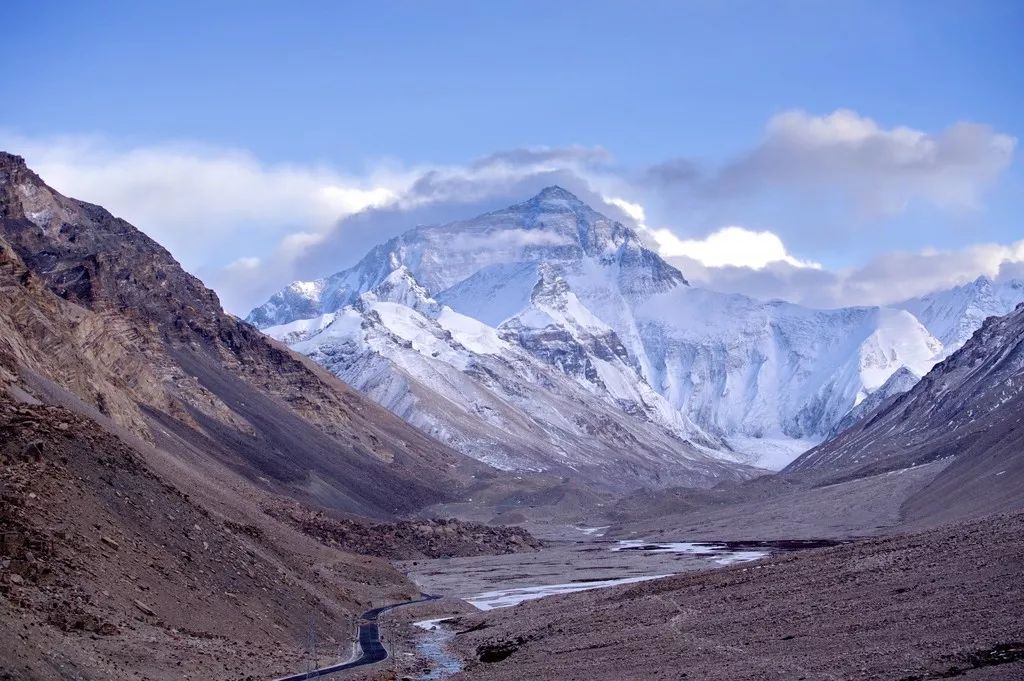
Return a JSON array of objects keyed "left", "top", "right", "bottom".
[
  {"left": 360, "top": 266, "right": 439, "bottom": 315},
  {"left": 246, "top": 186, "right": 685, "bottom": 328},
  {"left": 898, "top": 276, "right": 1024, "bottom": 354},
  {"left": 246, "top": 279, "right": 325, "bottom": 328},
  {"left": 854, "top": 308, "right": 941, "bottom": 396}
]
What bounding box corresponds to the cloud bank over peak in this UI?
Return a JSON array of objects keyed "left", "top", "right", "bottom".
[
  {"left": 674, "top": 238, "right": 1024, "bottom": 309},
  {"left": 651, "top": 109, "right": 1017, "bottom": 217},
  {"left": 1, "top": 107, "right": 1018, "bottom": 314},
  {"left": 651, "top": 226, "right": 822, "bottom": 271}
]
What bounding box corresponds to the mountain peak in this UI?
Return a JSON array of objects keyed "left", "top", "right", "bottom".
[
  {"left": 0, "top": 151, "right": 27, "bottom": 170},
  {"left": 527, "top": 185, "right": 584, "bottom": 205},
  {"left": 0, "top": 151, "right": 42, "bottom": 188}
]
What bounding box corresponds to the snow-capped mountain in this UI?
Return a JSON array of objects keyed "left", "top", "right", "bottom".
[
  {"left": 248, "top": 187, "right": 1019, "bottom": 475},
  {"left": 265, "top": 266, "right": 749, "bottom": 490},
  {"left": 897, "top": 275, "right": 1024, "bottom": 356},
  {"left": 816, "top": 276, "right": 1024, "bottom": 435},
  {"left": 826, "top": 366, "right": 922, "bottom": 438},
  {"left": 249, "top": 187, "right": 685, "bottom": 327}
]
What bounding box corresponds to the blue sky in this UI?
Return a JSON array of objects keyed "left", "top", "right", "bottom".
[{"left": 4, "top": 1, "right": 1022, "bottom": 312}]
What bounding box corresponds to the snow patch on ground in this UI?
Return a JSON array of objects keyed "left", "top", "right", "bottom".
[
  {"left": 716, "top": 550, "right": 770, "bottom": 565},
  {"left": 414, "top": 618, "right": 447, "bottom": 631}
]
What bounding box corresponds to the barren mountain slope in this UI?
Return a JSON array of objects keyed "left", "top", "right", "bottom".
[
  {"left": 0, "top": 152, "right": 543, "bottom": 679},
  {"left": 0, "top": 151, "right": 479, "bottom": 517},
  {"left": 0, "top": 396, "right": 421, "bottom": 680}
]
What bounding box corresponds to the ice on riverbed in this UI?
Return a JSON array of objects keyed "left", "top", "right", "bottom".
[
  {"left": 715, "top": 550, "right": 769, "bottom": 565},
  {"left": 413, "top": 618, "right": 463, "bottom": 680},
  {"left": 613, "top": 540, "right": 715, "bottom": 554},
  {"left": 577, "top": 526, "right": 610, "bottom": 536},
  {"left": 613, "top": 540, "right": 768, "bottom": 565},
  {"left": 414, "top": 618, "right": 448, "bottom": 631},
  {"left": 468, "top": 574, "right": 671, "bottom": 610}
]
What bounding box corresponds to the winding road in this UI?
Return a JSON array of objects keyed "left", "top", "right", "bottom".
[{"left": 273, "top": 594, "right": 441, "bottom": 680}]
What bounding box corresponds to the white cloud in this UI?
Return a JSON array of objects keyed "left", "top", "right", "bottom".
[
  {"left": 225, "top": 256, "right": 261, "bottom": 271},
  {"left": 651, "top": 225, "right": 821, "bottom": 270},
  {"left": 2, "top": 115, "right": 1017, "bottom": 316},
  {"left": 0, "top": 132, "right": 402, "bottom": 266},
  {"left": 715, "top": 109, "right": 1016, "bottom": 215},
  {"left": 451, "top": 229, "right": 575, "bottom": 251},
  {"left": 604, "top": 196, "right": 646, "bottom": 223},
  {"left": 672, "top": 239, "right": 1024, "bottom": 308}
]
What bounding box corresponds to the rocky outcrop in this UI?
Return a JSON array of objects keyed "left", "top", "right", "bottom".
[{"left": 268, "top": 505, "right": 543, "bottom": 559}]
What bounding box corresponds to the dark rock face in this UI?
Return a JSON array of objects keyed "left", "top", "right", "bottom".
[
  {"left": 786, "top": 301, "right": 1024, "bottom": 523},
  {"left": 499, "top": 317, "right": 637, "bottom": 392}
]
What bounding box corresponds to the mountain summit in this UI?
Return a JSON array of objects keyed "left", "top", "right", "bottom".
[
  {"left": 525, "top": 184, "right": 587, "bottom": 204},
  {"left": 254, "top": 192, "right": 729, "bottom": 487},
  {"left": 247, "top": 189, "right": 686, "bottom": 328}
]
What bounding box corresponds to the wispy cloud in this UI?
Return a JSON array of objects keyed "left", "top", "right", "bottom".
[
  {"left": 2, "top": 109, "right": 1017, "bottom": 315},
  {"left": 674, "top": 239, "right": 1024, "bottom": 308},
  {"left": 650, "top": 226, "right": 821, "bottom": 270},
  {"left": 649, "top": 109, "right": 1016, "bottom": 217}
]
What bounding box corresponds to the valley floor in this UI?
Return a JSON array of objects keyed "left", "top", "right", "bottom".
[{"left": 437, "top": 511, "right": 1024, "bottom": 681}]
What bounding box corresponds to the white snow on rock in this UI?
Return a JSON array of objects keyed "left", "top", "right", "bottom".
[
  {"left": 252, "top": 187, "right": 1024, "bottom": 478},
  {"left": 897, "top": 276, "right": 1024, "bottom": 357}
]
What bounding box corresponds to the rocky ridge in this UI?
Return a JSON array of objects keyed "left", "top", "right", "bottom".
[{"left": 268, "top": 505, "right": 543, "bottom": 560}]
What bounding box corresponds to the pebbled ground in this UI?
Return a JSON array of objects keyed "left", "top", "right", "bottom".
[{"left": 446, "top": 512, "right": 1024, "bottom": 681}]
